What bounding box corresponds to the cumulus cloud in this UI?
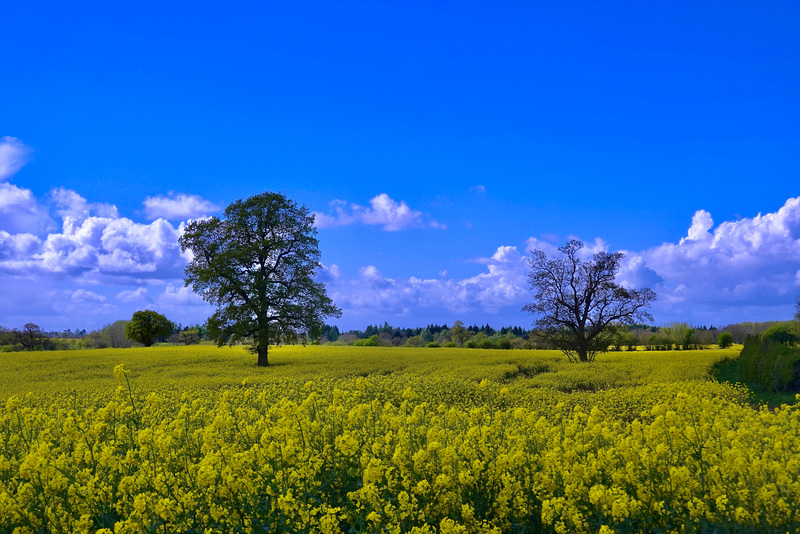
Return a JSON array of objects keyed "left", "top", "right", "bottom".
[
  {"left": 323, "top": 198, "right": 800, "bottom": 328},
  {"left": 0, "top": 174, "right": 213, "bottom": 329},
  {"left": 0, "top": 189, "right": 185, "bottom": 280},
  {"left": 158, "top": 283, "right": 207, "bottom": 306},
  {"left": 4, "top": 160, "right": 799, "bottom": 332},
  {"left": 0, "top": 137, "right": 32, "bottom": 181},
  {"left": 0, "top": 182, "right": 54, "bottom": 234},
  {"left": 0, "top": 231, "right": 41, "bottom": 264},
  {"left": 313, "top": 193, "right": 444, "bottom": 231},
  {"left": 626, "top": 197, "right": 800, "bottom": 322},
  {"left": 325, "top": 245, "right": 529, "bottom": 321},
  {"left": 682, "top": 210, "right": 714, "bottom": 243},
  {"left": 116, "top": 287, "right": 152, "bottom": 304},
  {"left": 143, "top": 193, "right": 220, "bottom": 220}
]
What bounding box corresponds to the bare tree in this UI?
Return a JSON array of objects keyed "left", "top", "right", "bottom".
[
  {"left": 18, "top": 323, "right": 45, "bottom": 351},
  {"left": 523, "top": 240, "right": 656, "bottom": 362}
]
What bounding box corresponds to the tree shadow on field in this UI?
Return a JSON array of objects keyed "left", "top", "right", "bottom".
[
  {"left": 349, "top": 369, "right": 397, "bottom": 378},
  {"left": 501, "top": 363, "right": 553, "bottom": 382}
]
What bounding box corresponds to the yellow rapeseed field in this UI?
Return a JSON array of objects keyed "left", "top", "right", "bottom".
[{"left": 1, "top": 345, "right": 798, "bottom": 533}]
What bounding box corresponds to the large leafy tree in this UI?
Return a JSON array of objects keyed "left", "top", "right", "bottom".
[
  {"left": 179, "top": 192, "right": 341, "bottom": 366},
  {"left": 523, "top": 240, "right": 656, "bottom": 363},
  {"left": 124, "top": 311, "right": 174, "bottom": 347}
]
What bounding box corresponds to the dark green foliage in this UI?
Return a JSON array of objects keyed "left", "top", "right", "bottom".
[
  {"left": 717, "top": 332, "right": 734, "bottom": 349},
  {"left": 763, "top": 322, "right": 800, "bottom": 345},
  {"left": 178, "top": 329, "right": 201, "bottom": 345},
  {"left": 321, "top": 324, "right": 340, "bottom": 342},
  {"left": 17, "top": 323, "right": 47, "bottom": 351},
  {"left": 124, "top": 311, "right": 175, "bottom": 347},
  {"left": 739, "top": 335, "right": 800, "bottom": 392},
  {"left": 180, "top": 192, "right": 341, "bottom": 366}
]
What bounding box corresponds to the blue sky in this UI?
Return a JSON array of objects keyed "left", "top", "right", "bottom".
[{"left": 1, "top": 1, "right": 799, "bottom": 332}]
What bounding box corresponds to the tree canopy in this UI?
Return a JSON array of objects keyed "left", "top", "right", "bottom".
[
  {"left": 124, "top": 311, "right": 174, "bottom": 347},
  {"left": 523, "top": 240, "right": 656, "bottom": 362},
  {"left": 717, "top": 332, "right": 734, "bottom": 349},
  {"left": 179, "top": 191, "right": 341, "bottom": 366}
]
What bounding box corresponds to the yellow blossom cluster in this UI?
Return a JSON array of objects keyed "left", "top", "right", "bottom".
[{"left": 0, "top": 358, "right": 798, "bottom": 533}]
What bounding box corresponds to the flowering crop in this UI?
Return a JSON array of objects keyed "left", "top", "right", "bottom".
[{"left": 1, "top": 346, "right": 798, "bottom": 533}]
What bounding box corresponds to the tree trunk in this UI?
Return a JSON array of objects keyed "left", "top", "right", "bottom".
[
  {"left": 577, "top": 330, "right": 589, "bottom": 362},
  {"left": 257, "top": 345, "right": 269, "bottom": 367}
]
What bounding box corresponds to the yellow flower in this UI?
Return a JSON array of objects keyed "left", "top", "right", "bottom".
[{"left": 113, "top": 364, "right": 129, "bottom": 379}]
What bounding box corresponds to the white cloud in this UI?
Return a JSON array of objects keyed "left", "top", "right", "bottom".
[
  {"left": 4, "top": 164, "right": 799, "bottom": 333},
  {"left": 628, "top": 197, "right": 800, "bottom": 322},
  {"left": 71, "top": 289, "right": 107, "bottom": 303},
  {"left": 682, "top": 209, "right": 714, "bottom": 243},
  {"left": 116, "top": 287, "right": 152, "bottom": 304},
  {"left": 323, "top": 198, "right": 800, "bottom": 328},
  {"left": 51, "top": 187, "right": 119, "bottom": 229},
  {"left": 143, "top": 193, "right": 220, "bottom": 220},
  {"left": 470, "top": 184, "right": 487, "bottom": 194},
  {"left": 0, "top": 182, "right": 54, "bottom": 234},
  {"left": 313, "top": 193, "right": 443, "bottom": 231},
  {"left": 326, "top": 245, "right": 529, "bottom": 321},
  {"left": 44, "top": 288, "right": 118, "bottom": 318},
  {"left": 0, "top": 137, "right": 32, "bottom": 181},
  {"left": 0, "top": 231, "right": 41, "bottom": 264},
  {"left": 0, "top": 190, "right": 185, "bottom": 280},
  {"left": 0, "top": 180, "right": 206, "bottom": 330},
  {"left": 158, "top": 283, "right": 207, "bottom": 306}
]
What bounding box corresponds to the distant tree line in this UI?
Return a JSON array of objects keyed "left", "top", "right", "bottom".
[
  {"left": 314, "top": 321, "right": 534, "bottom": 349},
  {"left": 313, "top": 320, "right": 780, "bottom": 351},
  {"left": 0, "top": 319, "right": 211, "bottom": 352},
  {"left": 1, "top": 318, "right": 797, "bottom": 353}
]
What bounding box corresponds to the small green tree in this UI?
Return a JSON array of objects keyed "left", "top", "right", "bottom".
[
  {"left": 354, "top": 335, "right": 379, "bottom": 346},
  {"left": 124, "top": 311, "right": 175, "bottom": 347},
  {"left": 450, "top": 320, "right": 471, "bottom": 346},
  {"left": 178, "top": 329, "right": 200, "bottom": 345},
  {"left": 681, "top": 327, "right": 697, "bottom": 350},
  {"left": 717, "top": 332, "right": 734, "bottom": 349}
]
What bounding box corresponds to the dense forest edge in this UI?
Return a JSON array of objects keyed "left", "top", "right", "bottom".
[{"left": 1, "top": 318, "right": 796, "bottom": 353}]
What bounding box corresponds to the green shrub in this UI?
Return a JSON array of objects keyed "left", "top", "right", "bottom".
[
  {"left": 717, "top": 332, "right": 734, "bottom": 349},
  {"left": 354, "top": 335, "right": 379, "bottom": 347},
  {"left": 739, "top": 335, "right": 800, "bottom": 392},
  {"left": 404, "top": 335, "right": 426, "bottom": 347},
  {"left": 763, "top": 322, "right": 800, "bottom": 345}
]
